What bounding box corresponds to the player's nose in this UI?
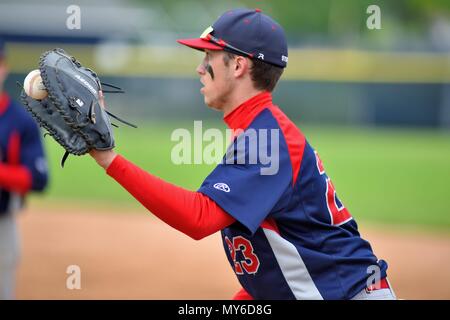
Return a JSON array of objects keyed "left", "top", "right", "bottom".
[{"left": 196, "top": 62, "right": 206, "bottom": 76}]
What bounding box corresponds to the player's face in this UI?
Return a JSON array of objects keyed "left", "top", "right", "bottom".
[{"left": 197, "top": 50, "right": 234, "bottom": 111}]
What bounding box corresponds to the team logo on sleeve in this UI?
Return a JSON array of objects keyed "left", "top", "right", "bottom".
[{"left": 213, "top": 182, "right": 230, "bottom": 193}]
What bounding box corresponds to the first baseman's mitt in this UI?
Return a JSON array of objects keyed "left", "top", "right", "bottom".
[{"left": 20, "top": 48, "right": 135, "bottom": 167}]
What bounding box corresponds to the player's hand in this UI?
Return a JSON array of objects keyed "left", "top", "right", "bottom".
[
  {"left": 90, "top": 149, "right": 117, "bottom": 170},
  {"left": 89, "top": 91, "right": 118, "bottom": 169},
  {"left": 99, "top": 90, "right": 106, "bottom": 109}
]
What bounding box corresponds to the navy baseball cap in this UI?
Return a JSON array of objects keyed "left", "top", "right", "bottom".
[{"left": 177, "top": 8, "right": 288, "bottom": 68}]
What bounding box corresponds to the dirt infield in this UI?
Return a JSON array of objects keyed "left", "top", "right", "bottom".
[{"left": 15, "top": 206, "right": 450, "bottom": 300}]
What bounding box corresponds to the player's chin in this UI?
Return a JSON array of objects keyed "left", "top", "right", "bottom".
[
  {"left": 202, "top": 88, "right": 219, "bottom": 109},
  {"left": 203, "top": 96, "right": 218, "bottom": 109},
  {"left": 204, "top": 99, "right": 222, "bottom": 112},
  {"left": 203, "top": 96, "right": 213, "bottom": 107},
  {"left": 201, "top": 90, "right": 212, "bottom": 106}
]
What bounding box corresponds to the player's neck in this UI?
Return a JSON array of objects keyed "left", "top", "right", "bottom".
[{"left": 222, "top": 87, "right": 263, "bottom": 117}]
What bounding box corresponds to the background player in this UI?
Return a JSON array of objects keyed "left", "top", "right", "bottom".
[
  {"left": 0, "top": 38, "right": 49, "bottom": 299},
  {"left": 89, "top": 8, "right": 396, "bottom": 299}
]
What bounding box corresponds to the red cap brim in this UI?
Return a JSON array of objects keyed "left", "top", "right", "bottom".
[{"left": 177, "top": 38, "right": 223, "bottom": 51}]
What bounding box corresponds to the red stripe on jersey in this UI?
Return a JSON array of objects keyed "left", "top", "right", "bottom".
[
  {"left": 268, "top": 105, "right": 306, "bottom": 185},
  {"left": 8, "top": 131, "right": 21, "bottom": 165},
  {"left": 260, "top": 218, "right": 280, "bottom": 234},
  {"left": 0, "top": 92, "right": 10, "bottom": 116}
]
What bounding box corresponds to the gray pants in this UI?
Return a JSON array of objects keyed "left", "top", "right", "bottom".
[{"left": 0, "top": 213, "right": 20, "bottom": 300}]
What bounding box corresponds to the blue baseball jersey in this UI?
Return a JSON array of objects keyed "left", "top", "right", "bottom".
[
  {"left": 0, "top": 93, "right": 48, "bottom": 214},
  {"left": 198, "top": 92, "right": 387, "bottom": 300}
]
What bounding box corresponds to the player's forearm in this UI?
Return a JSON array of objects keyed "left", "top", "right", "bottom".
[
  {"left": 104, "top": 154, "right": 235, "bottom": 240},
  {"left": 0, "top": 163, "right": 32, "bottom": 194}
]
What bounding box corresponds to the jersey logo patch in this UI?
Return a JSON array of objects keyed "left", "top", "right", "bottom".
[{"left": 213, "top": 182, "right": 230, "bottom": 193}]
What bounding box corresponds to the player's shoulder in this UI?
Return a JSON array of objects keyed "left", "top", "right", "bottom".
[
  {"left": 247, "top": 108, "right": 280, "bottom": 130},
  {"left": 249, "top": 105, "right": 307, "bottom": 150},
  {"left": 250, "top": 105, "right": 304, "bottom": 135}
]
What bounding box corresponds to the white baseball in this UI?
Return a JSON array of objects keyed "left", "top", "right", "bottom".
[{"left": 24, "top": 69, "right": 48, "bottom": 100}]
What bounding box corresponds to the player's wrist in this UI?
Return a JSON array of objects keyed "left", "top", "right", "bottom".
[{"left": 89, "top": 149, "right": 117, "bottom": 170}]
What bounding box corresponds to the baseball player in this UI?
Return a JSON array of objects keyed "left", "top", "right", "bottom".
[
  {"left": 90, "top": 8, "right": 396, "bottom": 299},
  {"left": 0, "top": 38, "right": 49, "bottom": 299}
]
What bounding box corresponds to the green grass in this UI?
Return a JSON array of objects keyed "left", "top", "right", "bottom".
[
  {"left": 302, "top": 125, "right": 450, "bottom": 229},
  {"left": 30, "top": 121, "right": 450, "bottom": 230}
]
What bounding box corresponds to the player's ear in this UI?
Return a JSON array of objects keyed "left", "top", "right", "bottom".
[{"left": 233, "top": 55, "right": 249, "bottom": 78}]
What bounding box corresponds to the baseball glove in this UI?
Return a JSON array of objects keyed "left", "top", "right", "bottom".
[{"left": 20, "top": 48, "right": 135, "bottom": 167}]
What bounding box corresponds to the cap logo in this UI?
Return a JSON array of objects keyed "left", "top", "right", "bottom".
[
  {"left": 200, "top": 26, "right": 214, "bottom": 39},
  {"left": 282, "top": 55, "right": 288, "bottom": 63},
  {"left": 258, "top": 53, "right": 265, "bottom": 60}
]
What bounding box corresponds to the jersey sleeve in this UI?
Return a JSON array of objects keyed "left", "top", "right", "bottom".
[
  {"left": 106, "top": 155, "right": 235, "bottom": 240},
  {"left": 198, "top": 128, "right": 292, "bottom": 235},
  {"left": 20, "top": 117, "right": 48, "bottom": 191}
]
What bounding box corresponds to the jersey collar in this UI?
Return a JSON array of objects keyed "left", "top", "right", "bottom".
[
  {"left": 224, "top": 91, "right": 273, "bottom": 131},
  {"left": 0, "top": 92, "right": 10, "bottom": 116}
]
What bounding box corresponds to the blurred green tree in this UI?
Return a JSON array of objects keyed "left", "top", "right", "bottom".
[{"left": 132, "top": 0, "right": 450, "bottom": 39}]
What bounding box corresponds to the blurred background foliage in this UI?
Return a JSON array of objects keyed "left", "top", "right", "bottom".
[
  {"left": 152, "top": 0, "right": 450, "bottom": 32},
  {"left": 134, "top": 0, "right": 450, "bottom": 49}
]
